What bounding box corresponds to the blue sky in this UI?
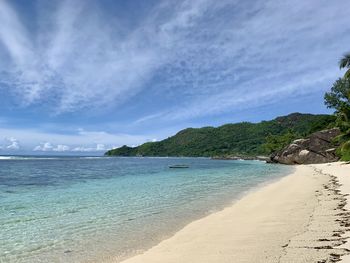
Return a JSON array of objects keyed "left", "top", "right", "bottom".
[{"left": 0, "top": 0, "right": 349, "bottom": 155}]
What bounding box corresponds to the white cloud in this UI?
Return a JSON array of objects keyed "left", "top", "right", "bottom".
[
  {"left": 33, "top": 142, "right": 53, "bottom": 151},
  {"left": 33, "top": 146, "right": 40, "bottom": 151},
  {"left": 71, "top": 146, "right": 89, "bottom": 152},
  {"left": 72, "top": 144, "right": 106, "bottom": 152},
  {"left": 5, "top": 137, "right": 20, "bottom": 150},
  {"left": 53, "top": 144, "right": 70, "bottom": 152},
  {"left": 33, "top": 142, "right": 70, "bottom": 152},
  {"left": 0, "top": 126, "right": 154, "bottom": 152},
  {"left": 96, "top": 144, "right": 105, "bottom": 151},
  {"left": 33, "top": 142, "right": 104, "bottom": 152}
]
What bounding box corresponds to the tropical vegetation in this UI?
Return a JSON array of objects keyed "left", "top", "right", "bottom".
[
  {"left": 324, "top": 53, "right": 350, "bottom": 160},
  {"left": 105, "top": 113, "right": 335, "bottom": 157}
]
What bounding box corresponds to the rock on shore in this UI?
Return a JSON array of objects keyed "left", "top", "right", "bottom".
[{"left": 270, "top": 128, "right": 341, "bottom": 165}]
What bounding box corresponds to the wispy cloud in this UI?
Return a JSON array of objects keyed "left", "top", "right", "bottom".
[
  {"left": 0, "top": 0, "right": 349, "bottom": 133},
  {"left": 139, "top": 0, "right": 350, "bottom": 122},
  {"left": 0, "top": 0, "right": 167, "bottom": 112}
]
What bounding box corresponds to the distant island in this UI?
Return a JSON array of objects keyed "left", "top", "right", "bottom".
[{"left": 105, "top": 113, "right": 335, "bottom": 158}]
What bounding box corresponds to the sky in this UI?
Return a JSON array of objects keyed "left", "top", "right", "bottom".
[{"left": 0, "top": 0, "right": 349, "bottom": 155}]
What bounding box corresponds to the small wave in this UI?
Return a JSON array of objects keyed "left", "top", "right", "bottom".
[
  {"left": 79, "top": 157, "right": 105, "bottom": 159},
  {"left": 0, "top": 156, "right": 61, "bottom": 160},
  {"left": 0, "top": 156, "right": 14, "bottom": 160}
]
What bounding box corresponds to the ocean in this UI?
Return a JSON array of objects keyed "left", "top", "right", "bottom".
[{"left": 0, "top": 156, "right": 292, "bottom": 262}]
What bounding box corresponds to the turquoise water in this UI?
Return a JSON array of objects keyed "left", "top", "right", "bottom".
[{"left": 0, "top": 157, "right": 292, "bottom": 263}]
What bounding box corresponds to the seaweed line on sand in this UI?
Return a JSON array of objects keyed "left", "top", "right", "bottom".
[{"left": 278, "top": 167, "right": 350, "bottom": 263}]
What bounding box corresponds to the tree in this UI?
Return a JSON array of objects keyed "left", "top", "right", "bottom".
[
  {"left": 324, "top": 53, "right": 350, "bottom": 161},
  {"left": 339, "top": 52, "right": 350, "bottom": 79},
  {"left": 262, "top": 129, "right": 300, "bottom": 154},
  {"left": 324, "top": 78, "right": 350, "bottom": 133},
  {"left": 325, "top": 53, "right": 350, "bottom": 128}
]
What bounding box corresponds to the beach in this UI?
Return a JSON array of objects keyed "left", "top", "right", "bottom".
[{"left": 119, "top": 162, "right": 350, "bottom": 263}]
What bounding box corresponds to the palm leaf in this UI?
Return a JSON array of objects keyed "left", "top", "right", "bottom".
[
  {"left": 339, "top": 53, "right": 350, "bottom": 69},
  {"left": 344, "top": 69, "right": 350, "bottom": 79}
]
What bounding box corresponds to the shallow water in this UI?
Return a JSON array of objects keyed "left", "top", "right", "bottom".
[{"left": 0, "top": 156, "right": 292, "bottom": 262}]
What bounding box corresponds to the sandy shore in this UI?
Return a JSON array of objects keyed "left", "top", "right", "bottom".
[{"left": 117, "top": 162, "right": 350, "bottom": 263}]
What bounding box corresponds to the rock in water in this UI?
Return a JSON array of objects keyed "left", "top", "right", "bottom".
[{"left": 270, "top": 128, "right": 341, "bottom": 164}]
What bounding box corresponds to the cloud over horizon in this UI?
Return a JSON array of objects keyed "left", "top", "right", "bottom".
[
  {"left": 0, "top": 126, "right": 155, "bottom": 154},
  {"left": 33, "top": 142, "right": 107, "bottom": 152},
  {"left": 4, "top": 137, "right": 20, "bottom": 150}
]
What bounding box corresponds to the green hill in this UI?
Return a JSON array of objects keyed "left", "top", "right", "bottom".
[{"left": 105, "top": 113, "right": 336, "bottom": 157}]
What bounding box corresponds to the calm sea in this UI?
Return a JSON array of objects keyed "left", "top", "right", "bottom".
[{"left": 0, "top": 156, "right": 292, "bottom": 262}]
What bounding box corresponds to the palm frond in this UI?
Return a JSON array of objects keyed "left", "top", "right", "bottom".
[
  {"left": 339, "top": 53, "right": 350, "bottom": 69},
  {"left": 344, "top": 69, "right": 350, "bottom": 79}
]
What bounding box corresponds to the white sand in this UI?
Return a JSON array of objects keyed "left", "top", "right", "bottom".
[
  {"left": 313, "top": 162, "right": 350, "bottom": 262},
  {"left": 115, "top": 163, "right": 350, "bottom": 263}
]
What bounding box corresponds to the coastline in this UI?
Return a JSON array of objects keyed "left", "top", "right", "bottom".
[{"left": 114, "top": 162, "right": 350, "bottom": 263}]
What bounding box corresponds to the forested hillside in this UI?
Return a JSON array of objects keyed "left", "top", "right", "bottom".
[{"left": 105, "top": 113, "right": 335, "bottom": 157}]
